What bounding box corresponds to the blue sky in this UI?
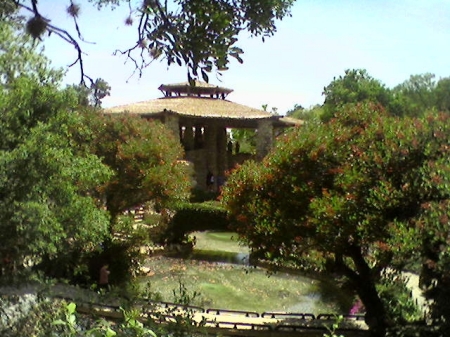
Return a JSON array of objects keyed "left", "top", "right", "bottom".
[{"left": 37, "top": 0, "right": 450, "bottom": 114}]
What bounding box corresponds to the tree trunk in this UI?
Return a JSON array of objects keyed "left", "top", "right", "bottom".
[
  {"left": 339, "top": 246, "right": 390, "bottom": 336},
  {"left": 357, "top": 279, "right": 388, "bottom": 336}
]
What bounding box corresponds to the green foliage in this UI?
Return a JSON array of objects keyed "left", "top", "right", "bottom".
[
  {"left": 223, "top": 103, "right": 450, "bottom": 333},
  {"left": 79, "top": 111, "right": 192, "bottom": 221},
  {"left": 434, "top": 77, "right": 450, "bottom": 112},
  {"left": 392, "top": 73, "right": 437, "bottom": 117},
  {"left": 1, "top": 295, "right": 69, "bottom": 336},
  {"left": 0, "top": 19, "right": 62, "bottom": 86},
  {"left": 0, "top": 23, "right": 112, "bottom": 279},
  {"left": 393, "top": 74, "right": 450, "bottom": 117},
  {"left": 15, "top": 0, "right": 294, "bottom": 80},
  {"left": 230, "top": 128, "right": 256, "bottom": 154},
  {"left": 94, "top": 241, "right": 142, "bottom": 286},
  {"left": 67, "top": 78, "right": 111, "bottom": 108},
  {"left": 286, "top": 103, "right": 324, "bottom": 121},
  {"left": 285, "top": 103, "right": 304, "bottom": 116},
  {"left": 52, "top": 302, "right": 78, "bottom": 335},
  {"left": 378, "top": 272, "right": 423, "bottom": 324},
  {"left": 166, "top": 202, "right": 229, "bottom": 243},
  {"left": 40, "top": 282, "right": 203, "bottom": 336},
  {"left": 323, "top": 315, "right": 345, "bottom": 337},
  {"left": 0, "top": 1, "right": 18, "bottom": 21},
  {"left": 189, "top": 187, "right": 217, "bottom": 202},
  {"left": 0, "top": 80, "right": 112, "bottom": 276},
  {"left": 322, "top": 69, "right": 398, "bottom": 121},
  {"left": 50, "top": 300, "right": 157, "bottom": 337},
  {"left": 0, "top": 77, "right": 76, "bottom": 150}
]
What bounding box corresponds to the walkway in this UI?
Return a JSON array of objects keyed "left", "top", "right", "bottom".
[{"left": 74, "top": 298, "right": 369, "bottom": 337}]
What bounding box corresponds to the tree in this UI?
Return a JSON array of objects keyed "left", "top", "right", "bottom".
[
  {"left": 222, "top": 103, "right": 450, "bottom": 335},
  {"left": 90, "top": 78, "right": 111, "bottom": 107},
  {"left": 79, "top": 111, "right": 192, "bottom": 222},
  {"left": 0, "top": 19, "right": 112, "bottom": 277},
  {"left": 286, "top": 103, "right": 324, "bottom": 121},
  {"left": 262, "top": 103, "right": 279, "bottom": 115},
  {"left": 68, "top": 78, "right": 111, "bottom": 108},
  {"left": 0, "top": 77, "right": 112, "bottom": 275},
  {"left": 0, "top": 19, "right": 62, "bottom": 86},
  {"left": 285, "top": 103, "right": 304, "bottom": 116},
  {"left": 434, "top": 77, "right": 450, "bottom": 113},
  {"left": 322, "top": 69, "right": 398, "bottom": 121},
  {"left": 11, "top": 0, "right": 294, "bottom": 83},
  {"left": 392, "top": 73, "right": 437, "bottom": 117},
  {"left": 230, "top": 128, "right": 257, "bottom": 154}
]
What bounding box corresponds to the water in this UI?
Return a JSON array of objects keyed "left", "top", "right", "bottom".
[{"left": 140, "top": 231, "right": 351, "bottom": 314}]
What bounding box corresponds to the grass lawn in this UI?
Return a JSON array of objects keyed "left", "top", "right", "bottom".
[
  {"left": 140, "top": 258, "right": 349, "bottom": 314},
  {"left": 190, "top": 231, "right": 248, "bottom": 253},
  {"left": 139, "top": 231, "right": 351, "bottom": 314}
]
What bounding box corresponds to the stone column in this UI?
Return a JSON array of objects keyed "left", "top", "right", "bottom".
[
  {"left": 256, "top": 119, "right": 274, "bottom": 160},
  {"left": 216, "top": 126, "right": 228, "bottom": 188},
  {"left": 204, "top": 122, "right": 218, "bottom": 190}
]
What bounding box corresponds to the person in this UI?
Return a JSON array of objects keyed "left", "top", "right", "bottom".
[
  {"left": 349, "top": 298, "right": 365, "bottom": 315},
  {"left": 235, "top": 141, "right": 240, "bottom": 154},
  {"left": 99, "top": 264, "right": 110, "bottom": 289},
  {"left": 227, "top": 140, "right": 233, "bottom": 153}
]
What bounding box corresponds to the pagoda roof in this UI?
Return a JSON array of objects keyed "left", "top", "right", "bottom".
[
  {"left": 158, "top": 80, "right": 233, "bottom": 97},
  {"left": 105, "top": 96, "right": 303, "bottom": 128}
]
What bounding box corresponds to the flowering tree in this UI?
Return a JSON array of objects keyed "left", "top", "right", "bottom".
[
  {"left": 222, "top": 103, "right": 450, "bottom": 335},
  {"left": 79, "top": 111, "right": 192, "bottom": 222}
]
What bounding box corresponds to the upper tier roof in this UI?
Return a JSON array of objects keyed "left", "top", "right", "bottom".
[{"left": 158, "top": 80, "right": 233, "bottom": 98}]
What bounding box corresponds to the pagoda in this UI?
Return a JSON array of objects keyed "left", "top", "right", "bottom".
[{"left": 105, "top": 81, "right": 302, "bottom": 190}]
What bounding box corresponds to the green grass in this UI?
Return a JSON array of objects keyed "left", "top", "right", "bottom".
[
  {"left": 139, "top": 231, "right": 351, "bottom": 314},
  {"left": 191, "top": 231, "right": 248, "bottom": 253},
  {"left": 140, "top": 256, "right": 347, "bottom": 314}
]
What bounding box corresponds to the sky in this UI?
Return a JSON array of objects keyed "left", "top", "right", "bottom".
[{"left": 35, "top": 0, "right": 450, "bottom": 114}]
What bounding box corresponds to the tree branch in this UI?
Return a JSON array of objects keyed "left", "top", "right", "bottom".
[{"left": 17, "top": 1, "right": 94, "bottom": 86}]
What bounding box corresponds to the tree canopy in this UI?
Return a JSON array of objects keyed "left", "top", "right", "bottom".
[
  {"left": 0, "top": 76, "right": 113, "bottom": 274},
  {"left": 79, "top": 111, "right": 192, "bottom": 221},
  {"left": 393, "top": 73, "right": 450, "bottom": 117},
  {"left": 0, "top": 19, "right": 193, "bottom": 281},
  {"left": 0, "top": 19, "right": 62, "bottom": 86},
  {"left": 321, "top": 69, "right": 399, "bottom": 121},
  {"left": 286, "top": 103, "right": 324, "bottom": 121},
  {"left": 68, "top": 78, "right": 111, "bottom": 108},
  {"left": 9, "top": 0, "right": 294, "bottom": 83},
  {"left": 222, "top": 103, "right": 450, "bottom": 335}
]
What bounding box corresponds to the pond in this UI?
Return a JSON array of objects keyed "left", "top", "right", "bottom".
[{"left": 140, "top": 231, "right": 352, "bottom": 315}]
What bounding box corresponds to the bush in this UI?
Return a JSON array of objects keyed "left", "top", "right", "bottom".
[
  {"left": 165, "top": 201, "right": 229, "bottom": 243},
  {"left": 189, "top": 188, "right": 218, "bottom": 202}
]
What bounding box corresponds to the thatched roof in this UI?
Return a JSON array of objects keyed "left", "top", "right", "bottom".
[{"left": 105, "top": 96, "right": 303, "bottom": 128}]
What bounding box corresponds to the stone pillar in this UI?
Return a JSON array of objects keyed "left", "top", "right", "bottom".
[
  {"left": 204, "top": 123, "right": 218, "bottom": 189},
  {"left": 183, "top": 122, "right": 194, "bottom": 151},
  {"left": 256, "top": 119, "right": 274, "bottom": 160},
  {"left": 216, "top": 127, "right": 228, "bottom": 189},
  {"left": 164, "top": 112, "right": 180, "bottom": 142}
]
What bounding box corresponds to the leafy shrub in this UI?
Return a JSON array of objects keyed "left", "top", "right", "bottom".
[
  {"left": 189, "top": 188, "right": 217, "bottom": 202},
  {"left": 88, "top": 240, "right": 142, "bottom": 287},
  {"left": 165, "top": 202, "right": 229, "bottom": 243}
]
